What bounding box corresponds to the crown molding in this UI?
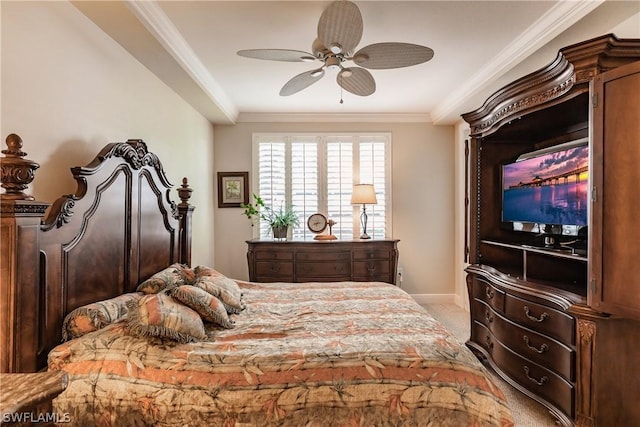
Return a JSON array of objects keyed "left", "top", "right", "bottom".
[
  {"left": 431, "top": 0, "right": 604, "bottom": 124},
  {"left": 126, "top": 0, "right": 239, "bottom": 123},
  {"left": 236, "top": 112, "right": 432, "bottom": 124}
]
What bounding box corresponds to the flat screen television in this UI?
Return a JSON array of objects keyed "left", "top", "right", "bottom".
[{"left": 501, "top": 139, "right": 589, "bottom": 238}]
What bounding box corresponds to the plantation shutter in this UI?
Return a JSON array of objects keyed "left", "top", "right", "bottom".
[
  {"left": 257, "top": 137, "right": 286, "bottom": 237},
  {"left": 291, "top": 137, "right": 319, "bottom": 240},
  {"left": 326, "top": 137, "right": 354, "bottom": 239},
  {"left": 253, "top": 133, "right": 391, "bottom": 240},
  {"left": 358, "top": 136, "right": 387, "bottom": 240}
]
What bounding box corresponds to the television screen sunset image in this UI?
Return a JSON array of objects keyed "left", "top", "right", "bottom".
[{"left": 502, "top": 145, "right": 589, "bottom": 226}]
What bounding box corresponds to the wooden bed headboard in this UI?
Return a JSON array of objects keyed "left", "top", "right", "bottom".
[{"left": 1, "top": 134, "right": 194, "bottom": 372}]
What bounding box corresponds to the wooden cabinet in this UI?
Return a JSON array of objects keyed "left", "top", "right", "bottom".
[
  {"left": 246, "top": 239, "right": 399, "bottom": 284},
  {"left": 1, "top": 201, "right": 48, "bottom": 373},
  {"left": 590, "top": 60, "right": 640, "bottom": 319},
  {"left": 0, "top": 134, "right": 50, "bottom": 373},
  {"left": 462, "top": 35, "right": 640, "bottom": 426}
]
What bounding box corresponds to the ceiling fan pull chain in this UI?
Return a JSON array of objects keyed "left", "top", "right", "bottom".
[{"left": 340, "top": 84, "right": 344, "bottom": 104}]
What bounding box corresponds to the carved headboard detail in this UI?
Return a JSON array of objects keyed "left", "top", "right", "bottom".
[{"left": 1, "top": 135, "right": 194, "bottom": 372}]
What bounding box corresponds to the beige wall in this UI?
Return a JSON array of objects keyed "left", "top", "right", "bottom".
[
  {"left": 213, "top": 122, "right": 455, "bottom": 299},
  {"left": 1, "top": 1, "right": 216, "bottom": 267}
]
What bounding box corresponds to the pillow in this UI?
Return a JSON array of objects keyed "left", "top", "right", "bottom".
[
  {"left": 62, "top": 292, "right": 143, "bottom": 341},
  {"left": 194, "top": 276, "right": 245, "bottom": 314},
  {"left": 193, "top": 265, "right": 225, "bottom": 279},
  {"left": 170, "top": 285, "right": 235, "bottom": 329},
  {"left": 136, "top": 263, "right": 195, "bottom": 294},
  {"left": 127, "top": 293, "right": 206, "bottom": 343},
  {"left": 192, "top": 265, "right": 245, "bottom": 314}
]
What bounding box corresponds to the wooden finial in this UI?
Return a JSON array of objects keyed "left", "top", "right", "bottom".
[
  {"left": 178, "top": 177, "right": 193, "bottom": 206},
  {"left": 1, "top": 134, "right": 40, "bottom": 200}
]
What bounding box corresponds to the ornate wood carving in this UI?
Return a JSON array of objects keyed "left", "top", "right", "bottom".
[
  {"left": 462, "top": 34, "right": 640, "bottom": 138},
  {"left": 97, "top": 139, "right": 164, "bottom": 174},
  {"left": 575, "top": 319, "right": 596, "bottom": 427},
  {"left": 0, "top": 202, "right": 48, "bottom": 216},
  {"left": 177, "top": 177, "right": 195, "bottom": 266},
  {"left": 0, "top": 134, "right": 40, "bottom": 201},
  {"left": 178, "top": 177, "right": 193, "bottom": 206}
]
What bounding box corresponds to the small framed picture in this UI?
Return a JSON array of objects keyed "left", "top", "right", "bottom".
[{"left": 217, "top": 172, "right": 249, "bottom": 208}]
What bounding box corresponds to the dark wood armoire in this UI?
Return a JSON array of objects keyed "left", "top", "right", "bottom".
[{"left": 462, "top": 34, "right": 640, "bottom": 426}]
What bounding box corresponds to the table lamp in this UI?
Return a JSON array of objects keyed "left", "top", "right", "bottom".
[{"left": 351, "top": 184, "right": 377, "bottom": 239}]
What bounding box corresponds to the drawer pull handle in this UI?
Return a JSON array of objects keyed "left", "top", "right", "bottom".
[
  {"left": 367, "top": 264, "right": 377, "bottom": 273},
  {"left": 524, "top": 306, "right": 549, "bottom": 323},
  {"left": 523, "top": 335, "right": 549, "bottom": 354},
  {"left": 524, "top": 366, "right": 548, "bottom": 386},
  {"left": 484, "top": 310, "right": 494, "bottom": 323},
  {"left": 485, "top": 335, "right": 494, "bottom": 350},
  {"left": 485, "top": 287, "right": 495, "bottom": 299}
]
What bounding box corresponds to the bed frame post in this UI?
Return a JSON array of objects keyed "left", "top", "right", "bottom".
[
  {"left": 0, "top": 134, "right": 50, "bottom": 373},
  {"left": 177, "top": 177, "right": 194, "bottom": 266}
]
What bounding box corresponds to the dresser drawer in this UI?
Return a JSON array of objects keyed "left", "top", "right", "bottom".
[
  {"left": 472, "top": 279, "right": 505, "bottom": 313},
  {"left": 473, "top": 299, "right": 574, "bottom": 381},
  {"left": 353, "top": 248, "right": 391, "bottom": 260},
  {"left": 296, "top": 261, "right": 350, "bottom": 278},
  {"left": 255, "top": 251, "right": 293, "bottom": 261},
  {"left": 473, "top": 321, "right": 574, "bottom": 417},
  {"left": 353, "top": 260, "right": 390, "bottom": 276},
  {"left": 504, "top": 294, "right": 575, "bottom": 345},
  {"left": 296, "top": 251, "right": 351, "bottom": 261},
  {"left": 255, "top": 261, "right": 294, "bottom": 281}
]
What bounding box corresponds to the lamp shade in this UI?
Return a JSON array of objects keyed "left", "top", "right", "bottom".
[{"left": 351, "top": 184, "right": 377, "bottom": 205}]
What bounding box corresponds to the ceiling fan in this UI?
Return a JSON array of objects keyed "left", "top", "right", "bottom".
[{"left": 237, "top": 0, "right": 434, "bottom": 98}]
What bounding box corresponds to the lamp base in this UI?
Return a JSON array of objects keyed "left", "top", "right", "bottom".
[{"left": 359, "top": 206, "right": 372, "bottom": 240}]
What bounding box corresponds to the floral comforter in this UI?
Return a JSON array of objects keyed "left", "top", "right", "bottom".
[{"left": 49, "top": 281, "right": 513, "bottom": 426}]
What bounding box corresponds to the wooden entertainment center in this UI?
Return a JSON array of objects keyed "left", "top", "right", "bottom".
[{"left": 462, "top": 35, "right": 640, "bottom": 426}]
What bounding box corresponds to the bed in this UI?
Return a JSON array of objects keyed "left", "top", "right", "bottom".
[{"left": 1, "top": 135, "right": 514, "bottom": 426}]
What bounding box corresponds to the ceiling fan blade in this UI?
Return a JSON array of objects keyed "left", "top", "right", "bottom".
[
  {"left": 337, "top": 67, "right": 375, "bottom": 96},
  {"left": 237, "top": 49, "right": 316, "bottom": 62},
  {"left": 318, "top": 0, "right": 363, "bottom": 54},
  {"left": 353, "top": 43, "right": 434, "bottom": 69},
  {"left": 280, "top": 69, "right": 325, "bottom": 96}
]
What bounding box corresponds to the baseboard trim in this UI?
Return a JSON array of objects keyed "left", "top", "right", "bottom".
[
  {"left": 454, "top": 294, "right": 470, "bottom": 311},
  {"left": 410, "top": 294, "right": 456, "bottom": 305}
]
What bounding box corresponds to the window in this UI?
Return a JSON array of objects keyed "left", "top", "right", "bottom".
[{"left": 252, "top": 133, "right": 391, "bottom": 240}]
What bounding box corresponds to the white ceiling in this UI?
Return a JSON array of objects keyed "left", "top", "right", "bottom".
[{"left": 73, "top": 1, "right": 639, "bottom": 125}]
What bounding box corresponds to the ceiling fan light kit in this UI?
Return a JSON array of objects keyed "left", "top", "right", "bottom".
[{"left": 237, "top": 0, "right": 434, "bottom": 98}]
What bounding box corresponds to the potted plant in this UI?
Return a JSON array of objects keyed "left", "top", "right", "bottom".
[{"left": 241, "top": 194, "right": 299, "bottom": 240}]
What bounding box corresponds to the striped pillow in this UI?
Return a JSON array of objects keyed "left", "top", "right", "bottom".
[
  {"left": 193, "top": 265, "right": 245, "bottom": 314},
  {"left": 62, "top": 292, "right": 143, "bottom": 341},
  {"left": 127, "top": 293, "right": 206, "bottom": 343},
  {"left": 170, "top": 285, "right": 235, "bottom": 329},
  {"left": 136, "top": 263, "right": 195, "bottom": 294},
  {"left": 194, "top": 276, "right": 245, "bottom": 314}
]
